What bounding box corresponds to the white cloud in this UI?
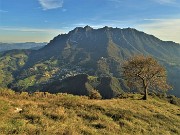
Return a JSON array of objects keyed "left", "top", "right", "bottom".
[
  {"left": 38, "top": 0, "right": 63, "bottom": 10},
  {"left": 138, "top": 19, "right": 180, "bottom": 43}
]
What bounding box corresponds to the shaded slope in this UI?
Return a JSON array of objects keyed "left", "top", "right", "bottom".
[{"left": 42, "top": 74, "right": 123, "bottom": 99}]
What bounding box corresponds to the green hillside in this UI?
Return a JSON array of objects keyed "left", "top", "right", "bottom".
[
  {"left": 0, "top": 88, "right": 180, "bottom": 135},
  {"left": 0, "top": 50, "right": 29, "bottom": 87}
]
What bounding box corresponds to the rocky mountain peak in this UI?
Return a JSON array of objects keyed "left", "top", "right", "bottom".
[{"left": 84, "top": 25, "right": 93, "bottom": 31}]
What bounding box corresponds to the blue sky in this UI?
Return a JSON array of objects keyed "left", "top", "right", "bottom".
[{"left": 0, "top": 0, "right": 180, "bottom": 43}]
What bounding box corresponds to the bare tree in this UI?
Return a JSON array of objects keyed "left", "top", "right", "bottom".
[{"left": 122, "top": 55, "right": 172, "bottom": 100}]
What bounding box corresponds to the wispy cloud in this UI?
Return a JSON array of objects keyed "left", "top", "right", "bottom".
[
  {"left": 152, "top": 0, "right": 176, "bottom": 4},
  {"left": 107, "top": 0, "right": 122, "bottom": 3},
  {"left": 143, "top": 18, "right": 166, "bottom": 21},
  {"left": 138, "top": 18, "right": 180, "bottom": 43},
  {"left": 0, "top": 10, "right": 8, "bottom": 13},
  {"left": 0, "top": 26, "right": 64, "bottom": 33},
  {"left": 0, "top": 26, "right": 66, "bottom": 42},
  {"left": 102, "top": 19, "right": 128, "bottom": 23},
  {"left": 38, "top": 0, "right": 63, "bottom": 10},
  {"left": 62, "top": 8, "right": 67, "bottom": 12}
]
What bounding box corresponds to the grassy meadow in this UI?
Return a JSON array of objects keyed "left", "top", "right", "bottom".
[{"left": 0, "top": 88, "right": 180, "bottom": 135}]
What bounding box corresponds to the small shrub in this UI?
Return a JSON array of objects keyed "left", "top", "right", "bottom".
[
  {"left": 24, "top": 113, "right": 41, "bottom": 124},
  {"left": 89, "top": 89, "right": 102, "bottom": 99},
  {"left": 20, "top": 92, "right": 29, "bottom": 99},
  {"left": 167, "top": 95, "right": 180, "bottom": 106},
  {"left": 148, "top": 92, "right": 157, "bottom": 98},
  {"left": 44, "top": 107, "right": 66, "bottom": 121},
  {"left": 92, "top": 123, "right": 106, "bottom": 129},
  {"left": 156, "top": 92, "right": 167, "bottom": 99},
  {"left": 0, "top": 88, "right": 15, "bottom": 97},
  {"left": 170, "top": 98, "right": 180, "bottom": 106},
  {"left": 116, "top": 93, "right": 129, "bottom": 99}
]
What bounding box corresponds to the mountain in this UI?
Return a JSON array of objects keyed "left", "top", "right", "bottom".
[
  {"left": 0, "top": 42, "right": 47, "bottom": 52},
  {"left": 29, "top": 26, "right": 180, "bottom": 65},
  {"left": 0, "top": 26, "right": 179, "bottom": 97}
]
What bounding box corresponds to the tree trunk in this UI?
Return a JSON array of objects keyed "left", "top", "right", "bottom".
[{"left": 143, "top": 87, "right": 148, "bottom": 100}]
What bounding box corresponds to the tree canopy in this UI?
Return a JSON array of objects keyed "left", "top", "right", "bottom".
[{"left": 122, "top": 55, "right": 172, "bottom": 100}]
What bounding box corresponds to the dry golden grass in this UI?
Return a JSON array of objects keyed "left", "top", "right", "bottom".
[{"left": 0, "top": 89, "right": 180, "bottom": 135}]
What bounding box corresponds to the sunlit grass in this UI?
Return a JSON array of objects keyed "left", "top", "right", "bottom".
[{"left": 0, "top": 89, "right": 180, "bottom": 134}]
